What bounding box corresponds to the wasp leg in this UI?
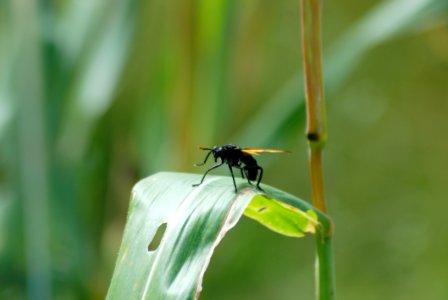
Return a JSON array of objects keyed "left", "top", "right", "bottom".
[
  {"left": 228, "top": 165, "right": 238, "bottom": 193},
  {"left": 194, "top": 151, "right": 212, "bottom": 166},
  {"left": 241, "top": 166, "right": 257, "bottom": 187},
  {"left": 192, "top": 162, "right": 223, "bottom": 187},
  {"left": 255, "top": 166, "right": 264, "bottom": 191},
  {"left": 244, "top": 169, "right": 254, "bottom": 185},
  {"left": 243, "top": 166, "right": 264, "bottom": 191},
  {"left": 236, "top": 166, "right": 253, "bottom": 185}
]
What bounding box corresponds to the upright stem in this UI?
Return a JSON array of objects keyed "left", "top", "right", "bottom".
[
  {"left": 300, "top": 0, "right": 327, "bottom": 211},
  {"left": 300, "top": 0, "right": 335, "bottom": 299}
]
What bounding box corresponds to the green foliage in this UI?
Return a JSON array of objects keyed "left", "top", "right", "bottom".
[
  {"left": 244, "top": 195, "right": 318, "bottom": 238},
  {"left": 107, "top": 172, "right": 328, "bottom": 299},
  {"left": 0, "top": 0, "right": 447, "bottom": 298}
]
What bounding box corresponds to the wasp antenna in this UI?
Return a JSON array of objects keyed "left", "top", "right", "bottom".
[{"left": 199, "top": 146, "right": 212, "bottom": 151}]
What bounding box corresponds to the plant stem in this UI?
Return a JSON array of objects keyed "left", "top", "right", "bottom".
[
  {"left": 309, "top": 149, "right": 327, "bottom": 211},
  {"left": 300, "top": 0, "right": 328, "bottom": 211},
  {"left": 299, "top": 0, "right": 335, "bottom": 299},
  {"left": 315, "top": 231, "right": 335, "bottom": 300}
]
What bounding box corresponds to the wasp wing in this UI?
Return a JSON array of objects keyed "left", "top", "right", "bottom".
[{"left": 241, "top": 148, "right": 290, "bottom": 156}]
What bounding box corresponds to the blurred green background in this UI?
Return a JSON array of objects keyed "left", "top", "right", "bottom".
[{"left": 1, "top": 0, "right": 448, "bottom": 299}]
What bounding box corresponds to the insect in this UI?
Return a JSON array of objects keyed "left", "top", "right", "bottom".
[{"left": 192, "top": 144, "right": 289, "bottom": 192}]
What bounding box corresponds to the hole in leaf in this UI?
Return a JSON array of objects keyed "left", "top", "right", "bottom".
[
  {"left": 257, "top": 207, "right": 267, "bottom": 213},
  {"left": 148, "top": 223, "right": 167, "bottom": 252}
]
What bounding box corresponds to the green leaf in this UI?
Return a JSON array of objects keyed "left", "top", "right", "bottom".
[
  {"left": 107, "top": 172, "right": 329, "bottom": 299},
  {"left": 244, "top": 195, "right": 318, "bottom": 237}
]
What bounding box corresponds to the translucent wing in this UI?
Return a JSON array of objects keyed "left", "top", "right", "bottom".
[{"left": 241, "top": 148, "right": 290, "bottom": 156}]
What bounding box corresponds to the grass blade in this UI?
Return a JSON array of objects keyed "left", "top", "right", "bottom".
[
  {"left": 57, "top": 0, "right": 137, "bottom": 162},
  {"left": 12, "top": 0, "right": 52, "bottom": 298}
]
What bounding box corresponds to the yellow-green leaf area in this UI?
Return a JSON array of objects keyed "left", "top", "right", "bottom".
[{"left": 244, "top": 194, "right": 319, "bottom": 237}]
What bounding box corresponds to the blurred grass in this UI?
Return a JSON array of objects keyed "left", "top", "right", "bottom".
[{"left": 0, "top": 0, "right": 447, "bottom": 299}]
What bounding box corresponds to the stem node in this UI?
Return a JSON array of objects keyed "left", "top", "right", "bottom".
[{"left": 300, "top": 0, "right": 335, "bottom": 298}]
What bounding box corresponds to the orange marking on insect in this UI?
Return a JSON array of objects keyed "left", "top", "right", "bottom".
[{"left": 241, "top": 148, "right": 290, "bottom": 156}]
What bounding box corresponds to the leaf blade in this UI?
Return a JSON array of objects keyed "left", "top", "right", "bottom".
[
  {"left": 244, "top": 195, "right": 318, "bottom": 237},
  {"left": 107, "top": 172, "right": 329, "bottom": 299}
]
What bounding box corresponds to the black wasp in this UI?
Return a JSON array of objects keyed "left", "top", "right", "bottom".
[{"left": 192, "top": 144, "right": 289, "bottom": 192}]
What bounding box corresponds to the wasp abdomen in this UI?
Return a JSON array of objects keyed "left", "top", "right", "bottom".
[{"left": 245, "top": 168, "right": 258, "bottom": 181}]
